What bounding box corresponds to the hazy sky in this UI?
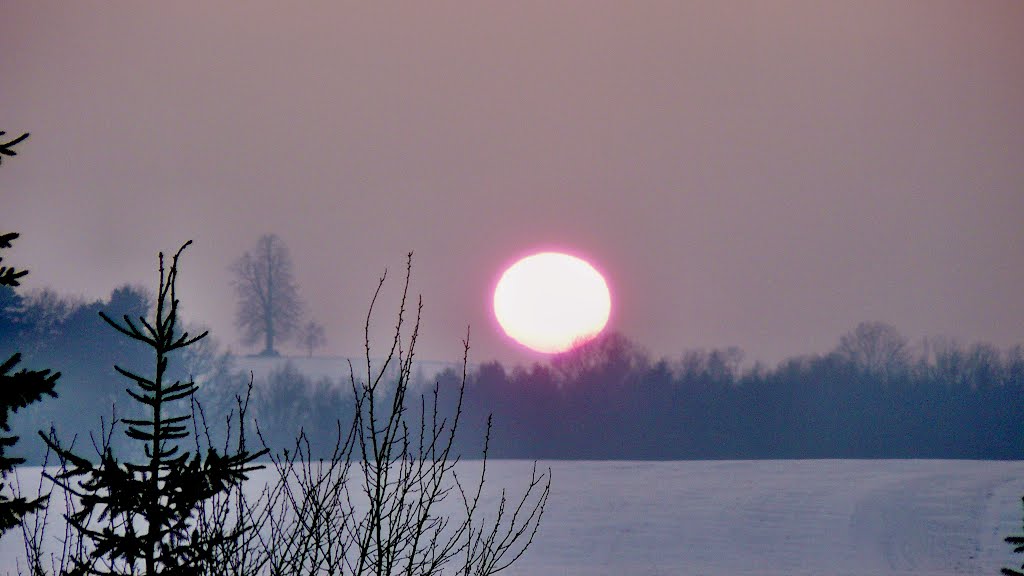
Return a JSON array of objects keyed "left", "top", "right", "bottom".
[{"left": 3, "top": 2, "right": 1023, "bottom": 367}]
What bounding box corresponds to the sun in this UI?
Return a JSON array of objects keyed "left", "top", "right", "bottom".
[{"left": 493, "top": 252, "right": 611, "bottom": 354}]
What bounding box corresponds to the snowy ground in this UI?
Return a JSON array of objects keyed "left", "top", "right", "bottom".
[
  {"left": 500, "top": 460, "right": 1024, "bottom": 576},
  {"left": 2, "top": 460, "right": 1023, "bottom": 575}
]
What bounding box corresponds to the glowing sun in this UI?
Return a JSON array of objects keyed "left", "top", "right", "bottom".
[{"left": 493, "top": 252, "right": 611, "bottom": 354}]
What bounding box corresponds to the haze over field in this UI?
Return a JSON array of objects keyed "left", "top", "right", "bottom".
[{"left": 3, "top": 2, "right": 1023, "bottom": 366}]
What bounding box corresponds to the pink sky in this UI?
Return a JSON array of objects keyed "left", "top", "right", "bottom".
[{"left": 3, "top": 2, "right": 1023, "bottom": 366}]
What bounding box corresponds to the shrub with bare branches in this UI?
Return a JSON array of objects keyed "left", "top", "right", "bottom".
[
  {"left": 21, "top": 251, "right": 549, "bottom": 576},
  {"left": 220, "top": 253, "right": 551, "bottom": 575}
]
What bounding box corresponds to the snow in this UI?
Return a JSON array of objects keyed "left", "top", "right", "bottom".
[{"left": 3, "top": 460, "right": 1023, "bottom": 575}]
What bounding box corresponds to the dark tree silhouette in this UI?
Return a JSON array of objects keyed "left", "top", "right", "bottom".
[
  {"left": 0, "top": 130, "right": 61, "bottom": 536},
  {"left": 296, "top": 319, "right": 326, "bottom": 357},
  {"left": 42, "top": 242, "right": 267, "bottom": 575},
  {"left": 1004, "top": 496, "right": 1024, "bottom": 575},
  {"left": 226, "top": 253, "right": 551, "bottom": 575},
  {"left": 0, "top": 352, "right": 58, "bottom": 535},
  {"left": 0, "top": 131, "right": 29, "bottom": 165},
  {"left": 0, "top": 232, "right": 60, "bottom": 532},
  {"left": 0, "top": 232, "right": 29, "bottom": 287},
  {"left": 231, "top": 234, "right": 303, "bottom": 356},
  {"left": 835, "top": 321, "right": 909, "bottom": 379}
]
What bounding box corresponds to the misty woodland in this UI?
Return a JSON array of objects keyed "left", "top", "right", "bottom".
[
  {"left": 5, "top": 275, "right": 1023, "bottom": 463},
  {"left": 1, "top": 133, "right": 550, "bottom": 575},
  {"left": 2, "top": 129, "right": 1023, "bottom": 574}
]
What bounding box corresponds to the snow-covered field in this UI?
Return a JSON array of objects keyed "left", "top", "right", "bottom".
[{"left": 3, "top": 460, "right": 1023, "bottom": 575}]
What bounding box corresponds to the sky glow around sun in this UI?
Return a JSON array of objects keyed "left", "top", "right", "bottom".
[{"left": 493, "top": 252, "right": 611, "bottom": 354}]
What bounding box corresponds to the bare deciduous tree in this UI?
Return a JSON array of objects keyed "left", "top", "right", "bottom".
[
  {"left": 835, "top": 321, "right": 909, "bottom": 379},
  {"left": 297, "top": 320, "right": 326, "bottom": 358},
  {"left": 19, "top": 250, "right": 548, "bottom": 576},
  {"left": 216, "top": 253, "right": 551, "bottom": 576},
  {"left": 232, "top": 234, "right": 303, "bottom": 356}
]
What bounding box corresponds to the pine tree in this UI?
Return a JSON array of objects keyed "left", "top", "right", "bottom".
[
  {"left": 0, "top": 130, "right": 30, "bottom": 166},
  {"left": 0, "top": 130, "right": 62, "bottom": 536},
  {"left": 42, "top": 241, "right": 267, "bottom": 575},
  {"left": 1004, "top": 496, "right": 1024, "bottom": 575},
  {"left": 0, "top": 351, "right": 58, "bottom": 534}
]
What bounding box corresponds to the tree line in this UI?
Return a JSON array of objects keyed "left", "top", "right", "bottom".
[
  {"left": 5, "top": 274, "right": 1023, "bottom": 462},
  {"left": 459, "top": 326, "right": 1024, "bottom": 459},
  {"left": 142, "top": 320, "right": 1024, "bottom": 461}
]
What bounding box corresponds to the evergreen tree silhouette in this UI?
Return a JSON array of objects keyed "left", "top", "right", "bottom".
[
  {"left": 0, "top": 131, "right": 61, "bottom": 535},
  {"left": 0, "top": 131, "right": 29, "bottom": 165},
  {"left": 0, "top": 233, "right": 60, "bottom": 534},
  {"left": 1004, "top": 496, "right": 1024, "bottom": 575},
  {"left": 43, "top": 242, "right": 267, "bottom": 575}
]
